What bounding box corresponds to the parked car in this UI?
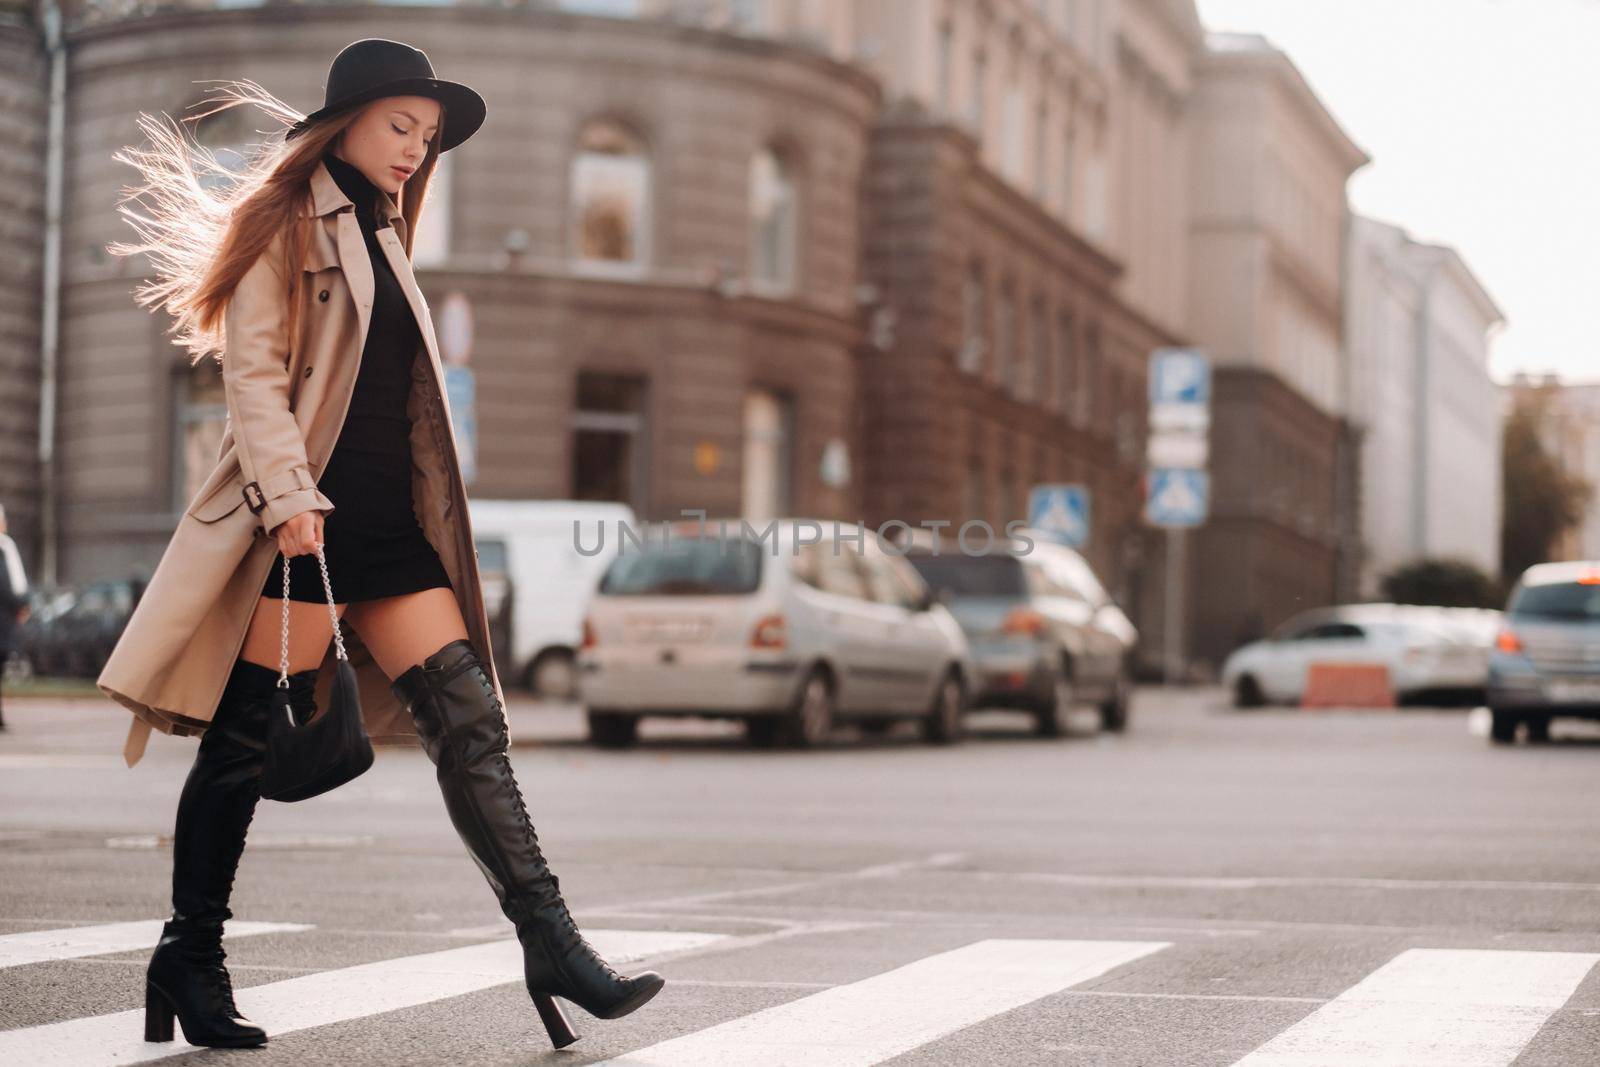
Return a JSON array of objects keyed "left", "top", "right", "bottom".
[
  {"left": 1221, "top": 602, "right": 1490, "bottom": 707},
  {"left": 577, "top": 519, "right": 973, "bottom": 748},
  {"left": 467, "top": 499, "right": 636, "bottom": 699},
  {"left": 11, "top": 579, "right": 145, "bottom": 679},
  {"left": 14, "top": 586, "right": 78, "bottom": 678},
  {"left": 1486, "top": 561, "right": 1600, "bottom": 743},
  {"left": 901, "top": 529, "right": 1136, "bottom": 734}
]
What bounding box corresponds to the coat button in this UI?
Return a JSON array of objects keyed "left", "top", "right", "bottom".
[{"left": 318, "top": 290, "right": 330, "bottom": 302}]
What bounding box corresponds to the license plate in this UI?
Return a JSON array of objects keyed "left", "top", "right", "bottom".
[{"left": 1546, "top": 679, "right": 1600, "bottom": 703}]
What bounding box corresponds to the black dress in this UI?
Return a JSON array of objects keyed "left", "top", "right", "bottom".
[{"left": 261, "top": 152, "right": 454, "bottom": 605}]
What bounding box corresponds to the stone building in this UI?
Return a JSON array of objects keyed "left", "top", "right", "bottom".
[
  {"left": 1184, "top": 32, "right": 1368, "bottom": 666},
  {"left": 37, "top": 0, "right": 878, "bottom": 582},
  {"left": 1346, "top": 215, "right": 1504, "bottom": 594}
]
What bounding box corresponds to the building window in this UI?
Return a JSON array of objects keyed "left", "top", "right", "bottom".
[
  {"left": 571, "top": 118, "right": 651, "bottom": 274},
  {"left": 999, "top": 464, "right": 1017, "bottom": 526},
  {"left": 1029, "top": 297, "right": 1049, "bottom": 404},
  {"left": 412, "top": 150, "right": 452, "bottom": 268},
  {"left": 171, "top": 360, "right": 227, "bottom": 514},
  {"left": 1061, "top": 118, "right": 1075, "bottom": 222},
  {"left": 996, "top": 278, "right": 1017, "bottom": 393},
  {"left": 749, "top": 147, "right": 797, "bottom": 294},
  {"left": 936, "top": 21, "right": 953, "bottom": 115},
  {"left": 192, "top": 103, "right": 251, "bottom": 193},
  {"left": 742, "top": 388, "right": 795, "bottom": 523},
  {"left": 571, "top": 372, "right": 649, "bottom": 513},
  {"left": 960, "top": 262, "right": 987, "bottom": 374},
  {"left": 559, "top": 0, "right": 641, "bottom": 15},
  {"left": 1001, "top": 78, "right": 1025, "bottom": 180},
  {"left": 1033, "top": 98, "right": 1049, "bottom": 200},
  {"left": 1081, "top": 323, "right": 1101, "bottom": 429},
  {"left": 969, "top": 48, "right": 987, "bottom": 144},
  {"left": 966, "top": 442, "right": 986, "bottom": 523},
  {"left": 1056, "top": 310, "right": 1076, "bottom": 419}
]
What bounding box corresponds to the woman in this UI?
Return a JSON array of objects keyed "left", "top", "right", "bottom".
[{"left": 97, "top": 38, "right": 663, "bottom": 1050}]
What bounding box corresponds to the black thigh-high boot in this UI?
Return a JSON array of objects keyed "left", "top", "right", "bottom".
[
  {"left": 391, "top": 639, "right": 665, "bottom": 1049},
  {"left": 144, "top": 656, "right": 317, "bottom": 1048}
]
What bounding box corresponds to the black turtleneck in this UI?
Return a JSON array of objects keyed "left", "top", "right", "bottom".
[{"left": 320, "top": 151, "right": 423, "bottom": 460}]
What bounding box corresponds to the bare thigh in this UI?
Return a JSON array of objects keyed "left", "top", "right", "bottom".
[
  {"left": 239, "top": 595, "right": 349, "bottom": 673},
  {"left": 341, "top": 586, "right": 469, "bottom": 681}
]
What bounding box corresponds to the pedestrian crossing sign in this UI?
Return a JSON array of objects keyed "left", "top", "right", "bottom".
[
  {"left": 1145, "top": 468, "right": 1208, "bottom": 528},
  {"left": 1027, "top": 484, "right": 1090, "bottom": 547}
]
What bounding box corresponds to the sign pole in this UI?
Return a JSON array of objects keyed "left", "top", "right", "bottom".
[{"left": 1164, "top": 526, "right": 1185, "bottom": 685}]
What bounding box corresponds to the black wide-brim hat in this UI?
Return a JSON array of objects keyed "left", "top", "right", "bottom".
[{"left": 285, "top": 38, "right": 485, "bottom": 153}]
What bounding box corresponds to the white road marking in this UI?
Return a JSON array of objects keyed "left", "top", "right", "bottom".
[
  {"left": 0, "top": 920, "right": 309, "bottom": 970},
  {"left": 595, "top": 938, "right": 1170, "bottom": 1067},
  {"left": 0, "top": 928, "right": 722, "bottom": 1067},
  {"left": 1230, "top": 948, "right": 1600, "bottom": 1066}
]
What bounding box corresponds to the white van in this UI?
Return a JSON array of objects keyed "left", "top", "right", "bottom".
[{"left": 466, "top": 499, "right": 637, "bottom": 698}]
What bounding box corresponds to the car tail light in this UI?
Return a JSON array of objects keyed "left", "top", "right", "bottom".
[
  {"left": 1001, "top": 607, "right": 1048, "bottom": 637},
  {"left": 751, "top": 614, "right": 787, "bottom": 649},
  {"left": 1580, "top": 572, "right": 1600, "bottom": 586},
  {"left": 581, "top": 617, "right": 597, "bottom": 650},
  {"left": 1495, "top": 629, "right": 1523, "bottom": 654}
]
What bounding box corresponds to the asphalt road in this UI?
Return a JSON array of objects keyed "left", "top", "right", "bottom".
[{"left": 2, "top": 688, "right": 1599, "bottom": 1065}]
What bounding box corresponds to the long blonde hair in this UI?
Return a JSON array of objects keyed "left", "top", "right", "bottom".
[{"left": 107, "top": 79, "right": 442, "bottom": 367}]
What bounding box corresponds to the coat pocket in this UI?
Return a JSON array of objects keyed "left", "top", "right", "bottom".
[{"left": 186, "top": 468, "right": 248, "bottom": 523}]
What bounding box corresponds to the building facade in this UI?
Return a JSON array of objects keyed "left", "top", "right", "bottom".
[
  {"left": 1346, "top": 215, "right": 1504, "bottom": 594},
  {"left": 1184, "top": 32, "right": 1368, "bottom": 666},
  {"left": 0, "top": 10, "right": 48, "bottom": 579},
  {"left": 40, "top": 1, "right": 878, "bottom": 582}
]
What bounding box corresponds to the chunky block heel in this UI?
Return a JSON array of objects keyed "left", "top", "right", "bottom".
[
  {"left": 533, "top": 992, "right": 578, "bottom": 1049},
  {"left": 144, "top": 984, "right": 175, "bottom": 1043}
]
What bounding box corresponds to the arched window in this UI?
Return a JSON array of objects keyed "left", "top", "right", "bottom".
[
  {"left": 190, "top": 102, "right": 252, "bottom": 193},
  {"left": 749, "top": 146, "right": 797, "bottom": 294},
  {"left": 570, "top": 118, "right": 651, "bottom": 273}
]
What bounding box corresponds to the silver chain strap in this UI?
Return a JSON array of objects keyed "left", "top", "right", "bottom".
[{"left": 278, "top": 540, "right": 347, "bottom": 693}]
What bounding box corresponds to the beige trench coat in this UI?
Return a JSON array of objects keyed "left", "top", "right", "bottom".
[{"left": 99, "top": 157, "right": 504, "bottom": 766}]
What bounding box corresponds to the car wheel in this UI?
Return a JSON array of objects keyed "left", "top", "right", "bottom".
[
  {"left": 745, "top": 716, "right": 783, "bottom": 747},
  {"left": 1525, "top": 713, "right": 1552, "bottom": 744},
  {"left": 1035, "top": 671, "right": 1073, "bottom": 738},
  {"left": 1234, "top": 674, "right": 1265, "bottom": 709},
  {"left": 527, "top": 649, "right": 578, "bottom": 701},
  {"left": 781, "top": 671, "right": 835, "bottom": 748},
  {"left": 1100, "top": 671, "right": 1131, "bottom": 733},
  {"left": 1488, "top": 708, "right": 1519, "bottom": 744},
  {"left": 586, "top": 710, "right": 639, "bottom": 749},
  {"left": 922, "top": 672, "right": 965, "bottom": 745}
]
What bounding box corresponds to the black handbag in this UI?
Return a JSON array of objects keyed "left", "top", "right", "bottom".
[{"left": 259, "top": 545, "right": 374, "bottom": 802}]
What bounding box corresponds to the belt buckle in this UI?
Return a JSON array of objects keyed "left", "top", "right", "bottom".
[{"left": 242, "top": 481, "right": 267, "bottom": 514}]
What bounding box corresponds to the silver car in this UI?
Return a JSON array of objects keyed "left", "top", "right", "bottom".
[
  {"left": 577, "top": 519, "right": 974, "bottom": 748},
  {"left": 1487, "top": 561, "right": 1600, "bottom": 743},
  {"left": 901, "top": 530, "right": 1137, "bottom": 735}
]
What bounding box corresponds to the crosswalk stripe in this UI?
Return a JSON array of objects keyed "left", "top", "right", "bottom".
[
  {"left": 0, "top": 921, "right": 310, "bottom": 970},
  {"left": 1230, "top": 948, "right": 1600, "bottom": 1066},
  {"left": 0, "top": 928, "right": 724, "bottom": 1067},
  {"left": 595, "top": 938, "right": 1171, "bottom": 1067}
]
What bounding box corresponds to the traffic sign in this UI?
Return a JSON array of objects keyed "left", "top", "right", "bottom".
[
  {"left": 1028, "top": 484, "right": 1090, "bottom": 547},
  {"left": 1145, "top": 468, "right": 1208, "bottom": 528},
  {"left": 1150, "top": 348, "right": 1211, "bottom": 406}
]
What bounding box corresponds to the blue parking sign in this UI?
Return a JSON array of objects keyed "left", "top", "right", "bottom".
[
  {"left": 1145, "top": 468, "right": 1208, "bottom": 528},
  {"left": 1028, "top": 484, "right": 1090, "bottom": 547},
  {"left": 1150, "top": 348, "right": 1210, "bottom": 407}
]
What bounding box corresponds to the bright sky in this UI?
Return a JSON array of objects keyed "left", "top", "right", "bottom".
[{"left": 1195, "top": 0, "right": 1598, "bottom": 384}]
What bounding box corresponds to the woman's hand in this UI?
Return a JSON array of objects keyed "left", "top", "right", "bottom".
[{"left": 272, "top": 509, "right": 325, "bottom": 558}]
